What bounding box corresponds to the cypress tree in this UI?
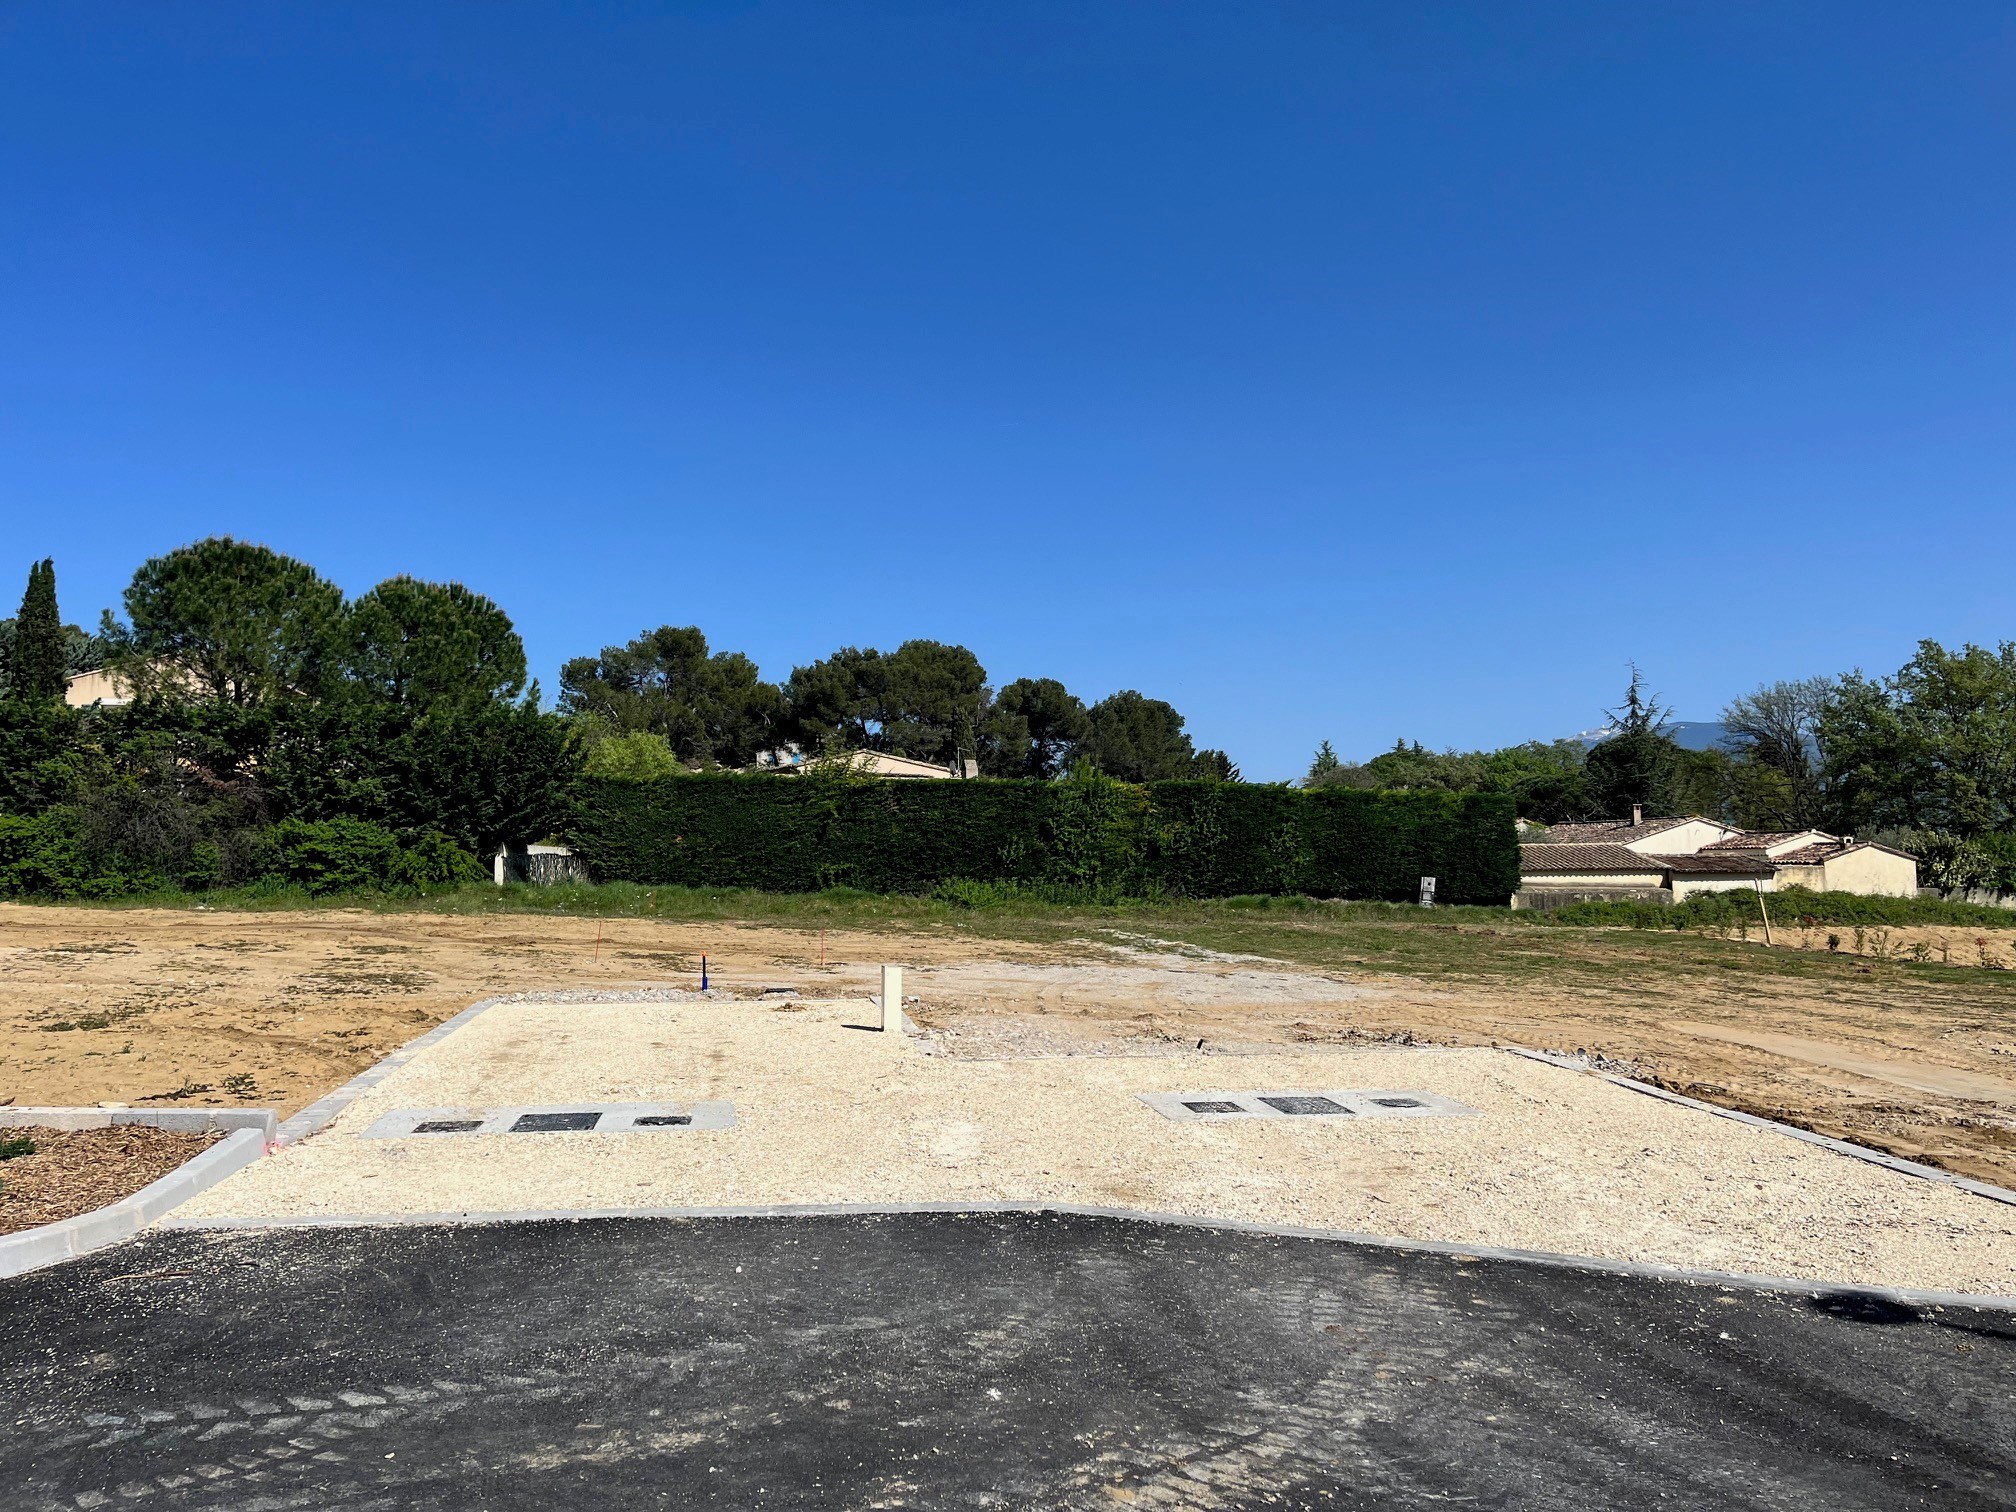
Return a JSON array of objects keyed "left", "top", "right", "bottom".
[{"left": 12, "top": 558, "right": 66, "bottom": 703}]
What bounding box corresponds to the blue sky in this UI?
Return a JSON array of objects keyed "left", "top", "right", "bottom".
[{"left": 2, "top": 3, "right": 2010, "bottom": 780}]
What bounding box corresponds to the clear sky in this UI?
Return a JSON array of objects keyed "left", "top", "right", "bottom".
[{"left": 2, "top": 3, "right": 2010, "bottom": 780}]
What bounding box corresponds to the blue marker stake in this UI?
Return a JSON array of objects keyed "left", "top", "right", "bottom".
[{"left": 701, "top": 953, "right": 709, "bottom": 992}]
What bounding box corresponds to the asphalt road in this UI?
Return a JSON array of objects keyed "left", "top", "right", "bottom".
[{"left": 2, "top": 1212, "right": 2012, "bottom": 1510}]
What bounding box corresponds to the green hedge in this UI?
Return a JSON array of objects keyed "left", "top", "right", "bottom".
[
  {"left": 0, "top": 810, "right": 483, "bottom": 900},
  {"left": 569, "top": 773, "right": 1519, "bottom": 904}
]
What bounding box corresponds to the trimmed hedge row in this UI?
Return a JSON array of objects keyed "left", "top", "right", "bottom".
[{"left": 570, "top": 774, "right": 1520, "bottom": 904}]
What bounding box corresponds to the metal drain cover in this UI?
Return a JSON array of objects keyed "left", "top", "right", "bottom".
[
  {"left": 1137, "top": 1090, "right": 1476, "bottom": 1123},
  {"left": 513, "top": 1111, "right": 601, "bottom": 1133},
  {"left": 361, "top": 1101, "right": 738, "bottom": 1138},
  {"left": 1258, "top": 1095, "right": 1351, "bottom": 1117}
]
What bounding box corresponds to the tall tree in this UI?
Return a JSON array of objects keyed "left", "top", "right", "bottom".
[
  {"left": 1720, "top": 676, "right": 1835, "bottom": 829},
  {"left": 879, "top": 640, "right": 989, "bottom": 768},
  {"left": 1821, "top": 640, "right": 2016, "bottom": 838},
  {"left": 347, "top": 577, "right": 528, "bottom": 712},
  {"left": 1582, "top": 666, "right": 1683, "bottom": 818},
  {"left": 560, "top": 625, "right": 785, "bottom": 767},
  {"left": 1192, "top": 749, "right": 1240, "bottom": 782},
  {"left": 783, "top": 647, "right": 886, "bottom": 753},
  {"left": 1305, "top": 740, "right": 1341, "bottom": 785},
  {"left": 109, "top": 537, "right": 347, "bottom": 706},
  {"left": 785, "top": 641, "right": 992, "bottom": 771},
  {"left": 1081, "top": 690, "right": 1197, "bottom": 782},
  {"left": 9, "top": 559, "right": 67, "bottom": 703},
  {"left": 982, "top": 677, "right": 1091, "bottom": 778}
]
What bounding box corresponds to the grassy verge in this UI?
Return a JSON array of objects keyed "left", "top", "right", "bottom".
[{"left": 19, "top": 879, "right": 2016, "bottom": 1002}]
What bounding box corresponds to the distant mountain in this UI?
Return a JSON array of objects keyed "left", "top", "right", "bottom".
[{"left": 1566, "top": 721, "right": 1730, "bottom": 752}]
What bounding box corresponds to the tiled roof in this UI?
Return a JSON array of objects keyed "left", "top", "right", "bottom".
[
  {"left": 1770, "top": 842, "right": 1847, "bottom": 865},
  {"left": 1700, "top": 831, "right": 1814, "bottom": 851},
  {"left": 1644, "top": 851, "right": 1776, "bottom": 876},
  {"left": 1518, "top": 844, "right": 1666, "bottom": 874},
  {"left": 1535, "top": 817, "right": 1702, "bottom": 844}
]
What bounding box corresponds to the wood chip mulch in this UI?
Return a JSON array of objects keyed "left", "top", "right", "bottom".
[{"left": 0, "top": 1126, "right": 223, "bottom": 1236}]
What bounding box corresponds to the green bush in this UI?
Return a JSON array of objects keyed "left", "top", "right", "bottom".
[
  {"left": 390, "top": 829, "right": 487, "bottom": 888},
  {"left": 571, "top": 772, "right": 1519, "bottom": 903},
  {"left": 0, "top": 812, "right": 144, "bottom": 898},
  {"left": 1547, "top": 886, "right": 2016, "bottom": 931},
  {"left": 268, "top": 817, "right": 481, "bottom": 894}
]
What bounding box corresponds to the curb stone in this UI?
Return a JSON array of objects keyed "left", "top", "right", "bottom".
[
  {"left": 0, "top": 1126, "right": 269, "bottom": 1279},
  {"left": 1504, "top": 1048, "right": 2016, "bottom": 1209}
]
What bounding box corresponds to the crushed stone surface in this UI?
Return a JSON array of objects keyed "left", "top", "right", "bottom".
[{"left": 174, "top": 997, "right": 2016, "bottom": 1296}]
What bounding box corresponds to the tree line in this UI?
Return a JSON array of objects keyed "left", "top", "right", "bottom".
[
  {"left": 559, "top": 629, "right": 1234, "bottom": 783},
  {"left": 1306, "top": 656, "right": 2016, "bottom": 892},
  {"left": 0, "top": 539, "right": 1233, "bottom": 896}
]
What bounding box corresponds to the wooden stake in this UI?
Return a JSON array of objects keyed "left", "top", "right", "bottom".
[{"left": 1754, "top": 881, "right": 1774, "bottom": 946}]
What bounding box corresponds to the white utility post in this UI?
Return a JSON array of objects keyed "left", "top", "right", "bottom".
[{"left": 880, "top": 965, "right": 905, "bottom": 1033}]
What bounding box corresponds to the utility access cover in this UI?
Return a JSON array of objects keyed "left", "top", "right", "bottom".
[
  {"left": 361, "top": 1101, "right": 738, "bottom": 1138},
  {"left": 1137, "top": 1090, "right": 1475, "bottom": 1123}
]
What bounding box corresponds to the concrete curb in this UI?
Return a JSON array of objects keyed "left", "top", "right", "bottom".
[
  {"left": 0, "top": 1107, "right": 276, "bottom": 1137},
  {"left": 275, "top": 997, "right": 506, "bottom": 1145},
  {"left": 1504, "top": 1049, "right": 2016, "bottom": 1209},
  {"left": 160, "top": 1199, "right": 2016, "bottom": 1314},
  {"left": 1, "top": 1126, "right": 269, "bottom": 1279}
]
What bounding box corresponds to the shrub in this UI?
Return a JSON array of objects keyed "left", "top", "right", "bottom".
[
  {"left": 571, "top": 772, "right": 1519, "bottom": 903},
  {"left": 582, "top": 730, "right": 683, "bottom": 783},
  {"left": 1547, "top": 886, "right": 2016, "bottom": 931},
  {"left": 268, "top": 817, "right": 404, "bottom": 893},
  {"left": 390, "top": 829, "right": 486, "bottom": 888},
  {"left": 0, "top": 812, "right": 144, "bottom": 898}
]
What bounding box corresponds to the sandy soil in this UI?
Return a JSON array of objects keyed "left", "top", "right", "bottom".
[
  {"left": 1735, "top": 919, "right": 2016, "bottom": 970},
  {"left": 172, "top": 997, "right": 2016, "bottom": 1296},
  {"left": 0, "top": 1125, "right": 220, "bottom": 1235},
  {"left": 4, "top": 902, "right": 2015, "bottom": 1189}
]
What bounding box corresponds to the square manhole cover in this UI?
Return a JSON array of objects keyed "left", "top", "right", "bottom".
[
  {"left": 413, "top": 1118, "right": 484, "bottom": 1134},
  {"left": 1258, "top": 1095, "right": 1351, "bottom": 1116},
  {"left": 1182, "top": 1100, "right": 1246, "bottom": 1115},
  {"left": 511, "top": 1111, "right": 602, "bottom": 1133},
  {"left": 634, "top": 1114, "right": 693, "bottom": 1127}
]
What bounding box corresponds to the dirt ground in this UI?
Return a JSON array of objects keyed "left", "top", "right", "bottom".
[
  {"left": 4, "top": 901, "right": 2016, "bottom": 1189},
  {"left": 0, "top": 1125, "right": 221, "bottom": 1235}
]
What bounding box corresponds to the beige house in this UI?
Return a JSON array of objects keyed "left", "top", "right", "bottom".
[
  {"left": 1722, "top": 836, "right": 1919, "bottom": 897},
  {"left": 751, "top": 745, "right": 978, "bottom": 780},
  {"left": 1516, "top": 808, "right": 1918, "bottom": 906},
  {"left": 63, "top": 666, "right": 134, "bottom": 708}
]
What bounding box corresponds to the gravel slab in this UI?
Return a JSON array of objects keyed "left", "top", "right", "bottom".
[{"left": 173, "top": 997, "right": 2016, "bottom": 1295}]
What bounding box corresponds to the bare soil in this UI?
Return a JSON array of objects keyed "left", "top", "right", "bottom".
[
  {"left": 4, "top": 901, "right": 2016, "bottom": 1189},
  {"left": 0, "top": 1125, "right": 221, "bottom": 1235}
]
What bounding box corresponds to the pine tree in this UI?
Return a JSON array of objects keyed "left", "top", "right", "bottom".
[
  {"left": 1307, "top": 740, "right": 1341, "bottom": 781},
  {"left": 11, "top": 559, "right": 66, "bottom": 703}
]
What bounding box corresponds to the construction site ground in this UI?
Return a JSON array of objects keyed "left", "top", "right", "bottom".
[{"left": 3, "top": 895, "right": 2014, "bottom": 1192}]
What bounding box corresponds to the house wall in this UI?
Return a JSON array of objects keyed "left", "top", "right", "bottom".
[
  {"left": 1774, "top": 864, "right": 1827, "bottom": 892},
  {"left": 1513, "top": 885, "right": 1670, "bottom": 910},
  {"left": 1518, "top": 870, "right": 1663, "bottom": 890},
  {"left": 63, "top": 668, "right": 131, "bottom": 708},
  {"left": 1670, "top": 874, "right": 1774, "bottom": 901},
  {"left": 1820, "top": 848, "right": 1918, "bottom": 898},
  {"left": 1623, "top": 819, "right": 1735, "bottom": 857}
]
